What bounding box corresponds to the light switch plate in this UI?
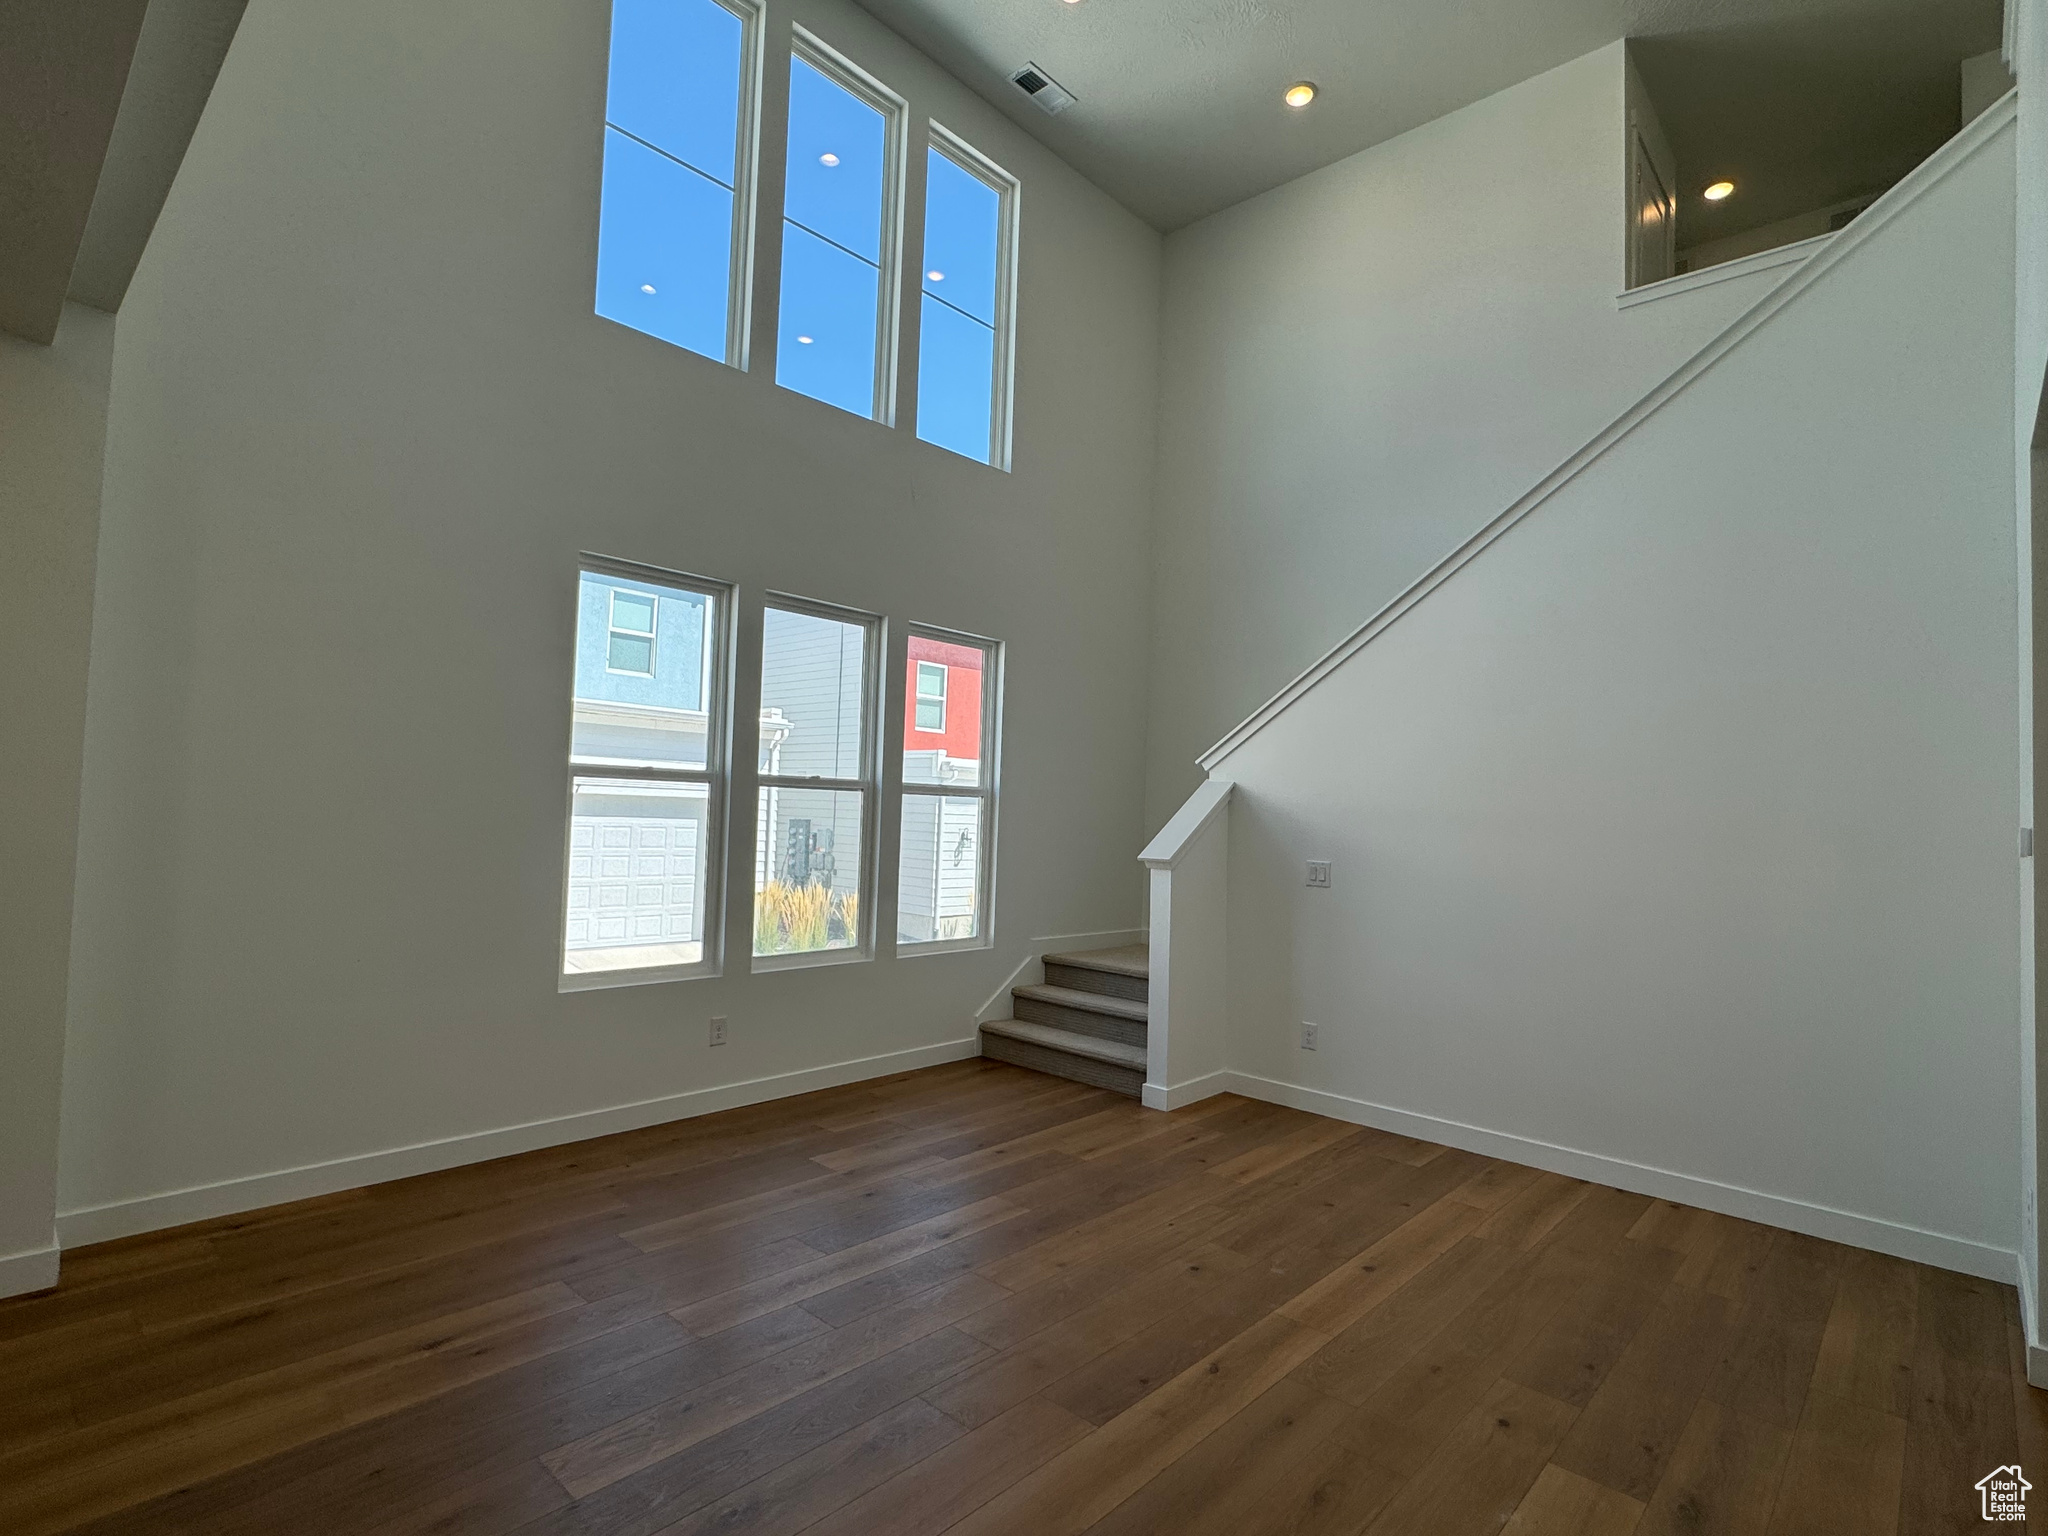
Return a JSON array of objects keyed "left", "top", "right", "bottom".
[{"left": 1306, "top": 860, "right": 1332, "bottom": 888}]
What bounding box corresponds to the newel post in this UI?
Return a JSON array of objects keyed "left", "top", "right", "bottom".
[{"left": 1138, "top": 778, "right": 1234, "bottom": 1111}]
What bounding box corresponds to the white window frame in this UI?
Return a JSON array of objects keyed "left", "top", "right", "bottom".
[
  {"left": 913, "top": 660, "right": 947, "bottom": 733},
  {"left": 561, "top": 555, "right": 734, "bottom": 991},
  {"left": 752, "top": 592, "right": 883, "bottom": 972},
  {"left": 605, "top": 586, "right": 660, "bottom": 677},
  {"left": 897, "top": 623, "right": 1000, "bottom": 956},
  {"left": 781, "top": 27, "right": 909, "bottom": 424},
  {"left": 921, "top": 123, "right": 1020, "bottom": 470},
  {"left": 598, "top": 0, "right": 764, "bottom": 369}
]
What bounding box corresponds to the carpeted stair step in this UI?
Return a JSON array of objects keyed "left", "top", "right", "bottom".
[
  {"left": 980, "top": 1018, "right": 1145, "bottom": 1098},
  {"left": 1011, "top": 983, "right": 1147, "bottom": 1047}
]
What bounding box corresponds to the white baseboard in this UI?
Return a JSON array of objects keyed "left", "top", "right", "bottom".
[
  {"left": 973, "top": 928, "right": 1145, "bottom": 1026},
  {"left": 56, "top": 1038, "right": 981, "bottom": 1249},
  {"left": 1142, "top": 1071, "right": 1232, "bottom": 1112},
  {"left": 0, "top": 1243, "right": 60, "bottom": 1299},
  {"left": 1228, "top": 1072, "right": 2019, "bottom": 1286}
]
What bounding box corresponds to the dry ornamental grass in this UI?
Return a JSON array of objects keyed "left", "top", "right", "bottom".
[{"left": 755, "top": 878, "right": 860, "bottom": 953}]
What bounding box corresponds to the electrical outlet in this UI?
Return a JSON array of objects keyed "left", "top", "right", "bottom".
[
  {"left": 1302, "top": 1021, "right": 1319, "bottom": 1051},
  {"left": 709, "top": 1015, "right": 728, "bottom": 1047},
  {"left": 1306, "top": 860, "right": 1332, "bottom": 888}
]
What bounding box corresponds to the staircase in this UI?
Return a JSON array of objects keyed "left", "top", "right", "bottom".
[{"left": 979, "top": 944, "right": 1149, "bottom": 1098}]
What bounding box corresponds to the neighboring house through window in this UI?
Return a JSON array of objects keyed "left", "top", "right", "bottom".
[
  {"left": 914, "top": 660, "right": 946, "bottom": 732},
  {"left": 754, "top": 597, "right": 881, "bottom": 965},
  {"left": 898, "top": 629, "right": 998, "bottom": 949},
  {"left": 562, "top": 560, "right": 731, "bottom": 988},
  {"left": 606, "top": 588, "right": 658, "bottom": 675}
]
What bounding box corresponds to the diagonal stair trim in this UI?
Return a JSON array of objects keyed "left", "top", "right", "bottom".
[{"left": 1197, "top": 90, "right": 2018, "bottom": 774}]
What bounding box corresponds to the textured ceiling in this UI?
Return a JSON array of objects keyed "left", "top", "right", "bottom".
[{"left": 848, "top": 0, "right": 2004, "bottom": 232}]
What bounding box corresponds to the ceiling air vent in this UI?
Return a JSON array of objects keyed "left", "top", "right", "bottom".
[{"left": 1010, "top": 62, "right": 1076, "bottom": 115}]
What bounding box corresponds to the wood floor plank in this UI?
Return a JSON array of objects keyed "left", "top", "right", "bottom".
[
  {"left": 0, "top": 1062, "right": 2029, "bottom": 1536},
  {"left": 1360, "top": 1378, "right": 1578, "bottom": 1536},
  {"left": 1700, "top": 1231, "right": 1842, "bottom": 1431},
  {"left": 0, "top": 1283, "right": 591, "bottom": 1536},
  {"left": 356, "top": 1453, "right": 573, "bottom": 1536},
  {"left": 804, "top": 1397, "right": 1092, "bottom": 1536},
  {"left": 976, "top": 1170, "right": 1231, "bottom": 1292},
  {"left": 1205, "top": 1119, "right": 1366, "bottom": 1186},
  {"left": 1501, "top": 1239, "right": 1680, "bottom": 1411},
  {"left": 1548, "top": 1279, "right": 1736, "bottom": 1500},
  {"left": 1448, "top": 1159, "right": 1545, "bottom": 1214},
  {"left": 1898, "top": 1264, "right": 2020, "bottom": 1536},
  {"left": 667, "top": 1196, "right": 1024, "bottom": 1336},
  {"left": 519, "top": 1326, "right": 991, "bottom": 1536},
  {"left": 1224, "top": 1405, "right": 1411, "bottom": 1536},
  {"left": 1288, "top": 1234, "right": 1526, "bottom": 1405},
  {"left": 644, "top": 1395, "right": 962, "bottom": 1536},
  {"left": 1331, "top": 1243, "right": 1602, "bottom": 1478},
  {"left": 943, "top": 1311, "right": 1331, "bottom": 1536},
  {"left": 1808, "top": 1245, "right": 1917, "bottom": 1418},
  {"left": 1632, "top": 1397, "right": 1794, "bottom": 1536},
  {"left": 1764, "top": 1389, "right": 1906, "bottom": 1536},
  {"left": 924, "top": 1244, "right": 1250, "bottom": 1430},
  {"left": 1499, "top": 1463, "right": 1646, "bottom": 1536},
  {"left": 1078, "top": 1377, "right": 1356, "bottom": 1536},
  {"left": 1043, "top": 1164, "right": 1487, "bottom": 1430},
  {"left": 1277, "top": 1193, "right": 1486, "bottom": 1335},
  {"left": 63, "top": 1305, "right": 829, "bottom": 1536},
  {"left": 541, "top": 1272, "right": 1006, "bottom": 1497},
  {"left": 1471, "top": 1171, "right": 1595, "bottom": 1250},
  {"left": 947, "top": 1202, "right": 1239, "bottom": 1352}
]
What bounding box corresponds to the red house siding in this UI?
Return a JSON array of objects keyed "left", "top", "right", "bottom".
[{"left": 905, "top": 636, "right": 984, "bottom": 761}]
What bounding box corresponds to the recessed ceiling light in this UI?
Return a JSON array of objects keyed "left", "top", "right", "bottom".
[
  {"left": 819, "top": 152, "right": 840, "bottom": 166},
  {"left": 1284, "top": 82, "right": 1316, "bottom": 108},
  {"left": 796, "top": 335, "right": 814, "bottom": 344},
  {"left": 1704, "top": 179, "right": 1735, "bottom": 201},
  {"left": 640, "top": 284, "right": 656, "bottom": 294},
  {"left": 928, "top": 269, "right": 945, "bottom": 281}
]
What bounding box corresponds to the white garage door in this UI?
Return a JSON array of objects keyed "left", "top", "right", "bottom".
[{"left": 566, "top": 814, "right": 700, "bottom": 948}]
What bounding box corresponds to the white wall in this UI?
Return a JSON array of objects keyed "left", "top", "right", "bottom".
[
  {"left": 1141, "top": 42, "right": 1799, "bottom": 832},
  {"left": 0, "top": 302, "right": 113, "bottom": 1294},
  {"left": 1680, "top": 195, "right": 1872, "bottom": 273},
  {"left": 1213, "top": 118, "right": 2021, "bottom": 1279},
  {"left": 2010, "top": 0, "right": 2048, "bottom": 1356},
  {"left": 59, "top": 0, "right": 1161, "bottom": 1235}
]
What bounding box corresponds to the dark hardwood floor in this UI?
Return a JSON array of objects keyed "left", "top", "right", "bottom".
[{"left": 3, "top": 1058, "right": 2042, "bottom": 1535}]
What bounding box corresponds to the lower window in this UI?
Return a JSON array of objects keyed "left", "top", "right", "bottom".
[
  {"left": 753, "top": 597, "right": 881, "bottom": 968},
  {"left": 897, "top": 627, "right": 998, "bottom": 950},
  {"left": 562, "top": 560, "right": 731, "bottom": 987}
]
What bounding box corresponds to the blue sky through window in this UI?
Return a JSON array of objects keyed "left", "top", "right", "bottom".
[
  {"left": 777, "top": 56, "right": 888, "bottom": 417},
  {"left": 595, "top": 0, "right": 746, "bottom": 360},
  {"left": 917, "top": 146, "right": 1003, "bottom": 463}
]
